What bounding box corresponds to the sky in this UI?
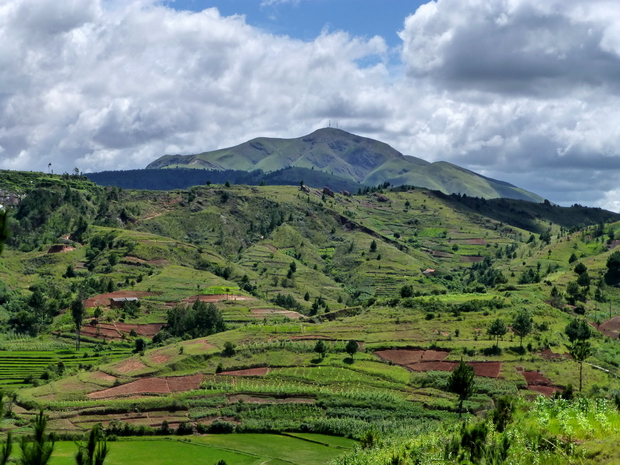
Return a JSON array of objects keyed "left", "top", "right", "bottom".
[{"left": 2, "top": 0, "right": 620, "bottom": 210}]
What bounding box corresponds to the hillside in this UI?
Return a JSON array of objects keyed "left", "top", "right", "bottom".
[
  {"left": 146, "top": 128, "right": 544, "bottom": 202},
  {"left": 2, "top": 170, "right": 620, "bottom": 463}
]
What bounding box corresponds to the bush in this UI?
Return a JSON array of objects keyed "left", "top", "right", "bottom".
[{"left": 208, "top": 420, "right": 235, "bottom": 434}]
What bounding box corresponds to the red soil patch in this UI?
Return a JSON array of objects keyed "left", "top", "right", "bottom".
[
  {"left": 84, "top": 291, "right": 154, "bottom": 309},
  {"left": 80, "top": 322, "right": 164, "bottom": 341},
  {"left": 47, "top": 245, "right": 75, "bottom": 253},
  {"left": 538, "top": 349, "right": 567, "bottom": 360},
  {"left": 375, "top": 349, "right": 449, "bottom": 365},
  {"left": 148, "top": 259, "right": 169, "bottom": 266},
  {"left": 250, "top": 308, "right": 303, "bottom": 319},
  {"left": 405, "top": 361, "right": 501, "bottom": 378},
  {"left": 595, "top": 316, "right": 620, "bottom": 339},
  {"left": 115, "top": 359, "right": 148, "bottom": 374},
  {"left": 186, "top": 294, "right": 255, "bottom": 303},
  {"left": 91, "top": 372, "right": 116, "bottom": 382},
  {"left": 608, "top": 240, "right": 620, "bottom": 249},
  {"left": 432, "top": 251, "right": 452, "bottom": 258},
  {"left": 460, "top": 256, "right": 485, "bottom": 263},
  {"left": 407, "top": 361, "right": 456, "bottom": 372},
  {"left": 152, "top": 355, "right": 170, "bottom": 364},
  {"left": 219, "top": 367, "right": 269, "bottom": 376},
  {"left": 521, "top": 370, "right": 553, "bottom": 385},
  {"left": 528, "top": 385, "right": 561, "bottom": 396},
  {"left": 87, "top": 374, "right": 203, "bottom": 399}
]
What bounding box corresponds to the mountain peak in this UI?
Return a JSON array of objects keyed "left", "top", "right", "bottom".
[{"left": 146, "top": 129, "right": 543, "bottom": 202}]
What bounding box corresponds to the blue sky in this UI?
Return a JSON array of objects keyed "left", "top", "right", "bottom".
[{"left": 164, "top": 0, "right": 425, "bottom": 47}]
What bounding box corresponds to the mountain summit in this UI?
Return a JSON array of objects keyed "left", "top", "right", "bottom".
[{"left": 147, "top": 128, "right": 543, "bottom": 202}]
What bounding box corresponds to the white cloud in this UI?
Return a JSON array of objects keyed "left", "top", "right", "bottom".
[{"left": 1, "top": 0, "right": 620, "bottom": 209}]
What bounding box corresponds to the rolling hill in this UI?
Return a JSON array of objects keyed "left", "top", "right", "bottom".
[{"left": 147, "top": 128, "right": 544, "bottom": 202}]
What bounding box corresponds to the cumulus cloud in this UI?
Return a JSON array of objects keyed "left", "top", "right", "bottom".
[{"left": 1, "top": 0, "right": 620, "bottom": 210}]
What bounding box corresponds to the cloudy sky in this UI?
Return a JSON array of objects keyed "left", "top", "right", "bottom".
[{"left": 2, "top": 0, "right": 620, "bottom": 210}]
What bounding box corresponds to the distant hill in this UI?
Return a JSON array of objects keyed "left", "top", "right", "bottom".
[
  {"left": 86, "top": 167, "right": 364, "bottom": 192},
  {"left": 146, "top": 128, "right": 544, "bottom": 202}
]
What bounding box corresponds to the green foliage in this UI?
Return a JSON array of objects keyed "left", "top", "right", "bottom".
[
  {"left": 447, "top": 360, "right": 475, "bottom": 417},
  {"left": 487, "top": 318, "right": 507, "bottom": 347},
  {"left": 19, "top": 410, "right": 55, "bottom": 465},
  {"left": 75, "top": 424, "right": 109, "bottom": 465},
  {"left": 165, "top": 300, "right": 225, "bottom": 339},
  {"left": 345, "top": 340, "right": 358, "bottom": 359},
  {"left": 314, "top": 340, "right": 327, "bottom": 359},
  {"left": 512, "top": 309, "right": 532, "bottom": 347},
  {"left": 565, "top": 318, "right": 592, "bottom": 342}
]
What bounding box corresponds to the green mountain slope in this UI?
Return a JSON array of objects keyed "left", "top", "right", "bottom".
[{"left": 147, "top": 128, "right": 544, "bottom": 202}]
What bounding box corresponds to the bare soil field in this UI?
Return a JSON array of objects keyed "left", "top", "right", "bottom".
[
  {"left": 218, "top": 367, "right": 269, "bottom": 376},
  {"left": 405, "top": 361, "right": 502, "bottom": 378},
  {"left": 516, "top": 367, "right": 561, "bottom": 396},
  {"left": 80, "top": 322, "right": 164, "bottom": 341},
  {"left": 538, "top": 349, "right": 568, "bottom": 360},
  {"left": 527, "top": 385, "right": 561, "bottom": 396},
  {"left": 406, "top": 361, "right": 456, "bottom": 372},
  {"left": 84, "top": 291, "right": 154, "bottom": 309},
  {"left": 461, "top": 256, "right": 485, "bottom": 263},
  {"left": 114, "top": 358, "right": 148, "bottom": 374},
  {"left": 595, "top": 316, "right": 620, "bottom": 339},
  {"left": 250, "top": 308, "right": 303, "bottom": 319},
  {"left": 88, "top": 374, "right": 203, "bottom": 399},
  {"left": 375, "top": 349, "right": 449, "bottom": 365}
]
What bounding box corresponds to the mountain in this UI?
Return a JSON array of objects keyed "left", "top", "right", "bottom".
[{"left": 146, "top": 128, "right": 544, "bottom": 202}]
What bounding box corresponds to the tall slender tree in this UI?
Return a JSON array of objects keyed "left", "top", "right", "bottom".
[
  {"left": 448, "top": 360, "right": 475, "bottom": 418},
  {"left": 75, "top": 424, "right": 109, "bottom": 465},
  {"left": 71, "top": 298, "right": 85, "bottom": 351},
  {"left": 569, "top": 340, "right": 593, "bottom": 392},
  {"left": 19, "top": 410, "right": 55, "bottom": 465},
  {"left": 512, "top": 310, "right": 532, "bottom": 347},
  {"left": 0, "top": 209, "right": 8, "bottom": 255}
]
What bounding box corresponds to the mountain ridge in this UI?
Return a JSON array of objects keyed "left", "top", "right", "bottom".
[{"left": 146, "top": 128, "right": 544, "bottom": 202}]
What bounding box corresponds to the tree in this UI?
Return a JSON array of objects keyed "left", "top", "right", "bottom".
[
  {"left": 568, "top": 253, "right": 578, "bottom": 264},
  {"left": 568, "top": 340, "right": 592, "bottom": 392},
  {"left": 447, "top": 360, "right": 475, "bottom": 418},
  {"left": 512, "top": 310, "right": 532, "bottom": 347},
  {"left": 345, "top": 340, "right": 358, "bottom": 360},
  {"left": 0, "top": 209, "right": 9, "bottom": 255},
  {"left": 400, "top": 285, "right": 414, "bottom": 298},
  {"left": 19, "top": 410, "right": 55, "bottom": 465},
  {"left": 605, "top": 250, "right": 620, "bottom": 284},
  {"left": 574, "top": 262, "right": 588, "bottom": 275},
  {"left": 314, "top": 340, "right": 327, "bottom": 359},
  {"left": 134, "top": 338, "right": 146, "bottom": 353},
  {"left": 565, "top": 318, "right": 592, "bottom": 343},
  {"left": 75, "top": 424, "right": 109, "bottom": 465},
  {"left": 370, "top": 240, "right": 377, "bottom": 253},
  {"left": 487, "top": 319, "right": 507, "bottom": 348},
  {"left": 0, "top": 432, "right": 11, "bottom": 465},
  {"left": 577, "top": 271, "right": 591, "bottom": 288},
  {"left": 70, "top": 298, "right": 85, "bottom": 351}
]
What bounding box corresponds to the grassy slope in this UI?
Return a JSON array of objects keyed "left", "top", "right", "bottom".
[{"left": 3, "top": 175, "right": 620, "bottom": 463}]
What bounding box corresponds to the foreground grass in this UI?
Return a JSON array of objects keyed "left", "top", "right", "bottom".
[{"left": 48, "top": 433, "right": 353, "bottom": 465}]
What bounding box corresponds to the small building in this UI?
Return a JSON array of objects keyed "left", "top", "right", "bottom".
[
  {"left": 110, "top": 297, "right": 139, "bottom": 308},
  {"left": 422, "top": 269, "right": 436, "bottom": 276}
]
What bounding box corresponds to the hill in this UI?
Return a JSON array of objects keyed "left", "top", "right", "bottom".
[
  {"left": 85, "top": 166, "right": 364, "bottom": 192},
  {"left": 146, "top": 128, "right": 545, "bottom": 202},
  {"left": 1, "top": 170, "right": 620, "bottom": 463}
]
